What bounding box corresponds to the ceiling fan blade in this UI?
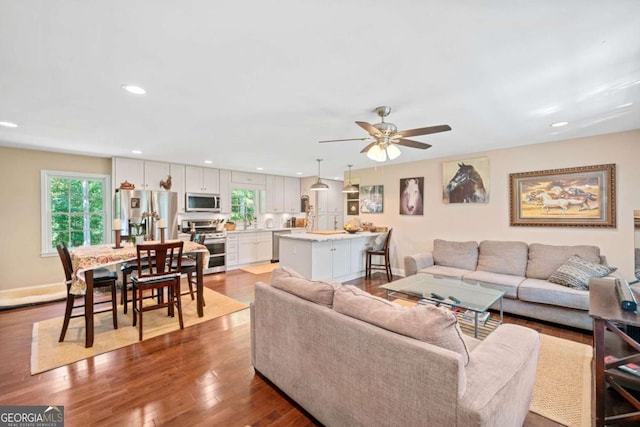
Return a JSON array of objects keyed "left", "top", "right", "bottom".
[
  {"left": 360, "top": 141, "right": 378, "bottom": 153},
  {"left": 395, "top": 138, "right": 432, "bottom": 150},
  {"left": 355, "top": 121, "right": 382, "bottom": 137},
  {"left": 398, "top": 124, "right": 452, "bottom": 138},
  {"left": 319, "top": 137, "right": 370, "bottom": 143}
]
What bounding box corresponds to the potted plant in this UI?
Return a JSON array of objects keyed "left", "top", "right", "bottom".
[{"left": 129, "top": 222, "right": 145, "bottom": 245}]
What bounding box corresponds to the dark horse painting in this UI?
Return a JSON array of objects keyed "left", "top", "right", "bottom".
[{"left": 444, "top": 162, "right": 487, "bottom": 203}]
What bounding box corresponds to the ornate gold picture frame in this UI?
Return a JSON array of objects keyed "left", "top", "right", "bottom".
[{"left": 509, "top": 164, "right": 616, "bottom": 227}]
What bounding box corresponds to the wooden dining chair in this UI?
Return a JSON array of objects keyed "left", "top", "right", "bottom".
[
  {"left": 365, "top": 228, "right": 393, "bottom": 282},
  {"left": 179, "top": 233, "right": 206, "bottom": 305},
  {"left": 131, "top": 241, "right": 184, "bottom": 341},
  {"left": 57, "top": 243, "right": 118, "bottom": 342}
]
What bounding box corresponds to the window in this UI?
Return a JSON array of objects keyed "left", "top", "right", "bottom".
[
  {"left": 41, "top": 170, "right": 111, "bottom": 255},
  {"left": 230, "top": 189, "right": 257, "bottom": 223}
]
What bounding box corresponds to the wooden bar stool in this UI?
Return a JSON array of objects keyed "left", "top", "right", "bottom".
[{"left": 365, "top": 228, "right": 393, "bottom": 282}]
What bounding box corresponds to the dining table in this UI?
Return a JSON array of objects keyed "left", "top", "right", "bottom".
[{"left": 69, "top": 240, "right": 209, "bottom": 348}]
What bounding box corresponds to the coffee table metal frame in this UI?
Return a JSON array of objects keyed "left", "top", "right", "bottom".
[{"left": 380, "top": 273, "right": 505, "bottom": 338}]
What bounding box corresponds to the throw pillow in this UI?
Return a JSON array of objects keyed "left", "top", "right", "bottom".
[
  {"left": 548, "top": 255, "right": 617, "bottom": 290},
  {"left": 333, "top": 285, "right": 470, "bottom": 365},
  {"left": 370, "top": 233, "right": 387, "bottom": 251},
  {"left": 271, "top": 266, "right": 341, "bottom": 307}
]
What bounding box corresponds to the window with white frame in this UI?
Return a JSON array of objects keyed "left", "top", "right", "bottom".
[{"left": 41, "top": 170, "right": 111, "bottom": 255}]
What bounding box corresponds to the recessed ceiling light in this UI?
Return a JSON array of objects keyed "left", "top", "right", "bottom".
[
  {"left": 204, "top": 160, "right": 212, "bottom": 164},
  {"left": 131, "top": 150, "right": 142, "bottom": 154},
  {"left": 257, "top": 167, "right": 264, "bottom": 171},
  {"left": 550, "top": 121, "right": 569, "bottom": 128},
  {"left": 0, "top": 121, "right": 18, "bottom": 128},
  {"left": 122, "top": 84, "right": 146, "bottom": 95},
  {"left": 295, "top": 172, "right": 303, "bottom": 175}
]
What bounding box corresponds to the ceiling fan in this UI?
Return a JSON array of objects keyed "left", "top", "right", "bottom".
[{"left": 319, "top": 106, "right": 451, "bottom": 162}]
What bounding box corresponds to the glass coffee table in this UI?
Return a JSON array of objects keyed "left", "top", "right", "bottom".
[{"left": 380, "top": 273, "right": 505, "bottom": 338}]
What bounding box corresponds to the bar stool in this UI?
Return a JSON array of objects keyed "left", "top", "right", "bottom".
[{"left": 365, "top": 228, "right": 393, "bottom": 282}]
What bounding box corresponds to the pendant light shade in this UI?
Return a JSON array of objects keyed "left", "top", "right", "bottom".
[
  {"left": 342, "top": 164, "right": 358, "bottom": 193},
  {"left": 309, "top": 158, "right": 329, "bottom": 191}
]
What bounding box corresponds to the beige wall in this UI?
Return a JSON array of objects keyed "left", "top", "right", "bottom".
[
  {"left": 0, "top": 147, "right": 111, "bottom": 291},
  {"left": 349, "top": 130, "right": 640, "bottom": 280}
]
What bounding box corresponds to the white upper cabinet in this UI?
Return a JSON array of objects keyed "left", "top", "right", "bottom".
[
  {"left": 112, "top": 157, "right": 172, "bottom": 191},
  {"left": 169, "top": 164, "right": 185, "bottom": 212},
  {"left": 284, "top": 176, "right": 301, "bottom": 213},
  {"left": 231, "top": 171, "right": 266, "bottom": 186},
  {"left": 265, "top": 175, "right": 284, "bottom": 213},
  {"left": 185, "top": 165, "right": 220, "bottom": 193},
  {"left": 316, "top": 179, "right": 343, "bottom": 214},
  {"left": 219, "top": 169, "right": 231, "bottom": 213}
]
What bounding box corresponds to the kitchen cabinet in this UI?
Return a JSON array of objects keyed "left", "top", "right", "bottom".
[
  {"left": 284, "top": 176, "right": 301, "bottom": 213},
  {"left": 238, "top": 231, "right": 273, "bottom": 265},
  {"left": 112, "top": 157, "right": 173, "bottom": 191},
  {"left": 316, "top": 213, "right": 344, "bottom": 231},
  {"left": 231, "top": 171, "right": 266, "bottom": 186},
  {"left": 170, "top": 164, "right": 186, "bottom": 213},
  {"left": 226, "top": 233, "right": 238, "bottom": 267},
  {"left": 279, "top": 233, "right": 377, "bottom": 281},
  {"left": 219, "top": 169, "right": 231, "bottom": 213},
  {"left": 265, "top": 175, "right": 284, "bottom": 213},
  {"left": 186, "top": 165, "right": 220, "bottom": 193},
  {"left": 315, "top": 179, "right": 344, "bottom": 215}
]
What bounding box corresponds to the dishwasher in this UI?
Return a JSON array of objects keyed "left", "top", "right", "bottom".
[{"left": 271, "top": 230, "right": 292, "bottom": 262}]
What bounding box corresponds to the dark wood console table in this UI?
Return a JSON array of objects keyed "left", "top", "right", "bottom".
[{"left": 590, "top": 279, "right": 640, "bottom": 426}]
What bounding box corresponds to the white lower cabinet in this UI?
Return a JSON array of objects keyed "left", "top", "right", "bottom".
[
  {"left": 226, "top": 234, "right": 238, "bottom": 267},
  {"left": 238, "top": 231, "right": 273, "bottom": 265}
]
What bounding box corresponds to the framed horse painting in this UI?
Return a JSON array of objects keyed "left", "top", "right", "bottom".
[
  {"left": 442, "top": 157, "right": 490, "bottom": 203},
  {"left": 400, "top": 177, "right": 424, "bottom": 215},
  {"left": 509, "top": 163, "right": 616, "bottom": 227}
]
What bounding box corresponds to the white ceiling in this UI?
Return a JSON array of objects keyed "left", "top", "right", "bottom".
[{"left": 1, "top": 1, "right": 639, "bottom": 179}]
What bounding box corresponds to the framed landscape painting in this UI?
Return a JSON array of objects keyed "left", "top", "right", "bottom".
[
  {"left": 509, "top": 163, "right": 616, "bottom": 227},
  {"left": 360, "top": 185, "right": 384, "bottom": 213}
]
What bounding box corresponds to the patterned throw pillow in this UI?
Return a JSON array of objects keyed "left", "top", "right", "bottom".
[{"left": 548, "top": 255, "right": 617, "bottom": 290}]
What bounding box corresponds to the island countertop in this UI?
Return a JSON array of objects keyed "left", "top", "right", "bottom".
[{"left": 279, "top": 231, "right": 382, "bottom": 242}]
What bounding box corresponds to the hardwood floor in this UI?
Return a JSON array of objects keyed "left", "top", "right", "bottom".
[{"left": 0, "top": 270, "right": 593, "bottom": 426}]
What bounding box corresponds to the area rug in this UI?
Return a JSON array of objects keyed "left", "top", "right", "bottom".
[
  {"left": 30, "top": 288, "right": 248, "bottom": 375},
  {"left": 241, "top": 262, "right": 279, "bottom": 275},
  {"left": 531, "top": 334, "right": 592, "bottom": 427}
]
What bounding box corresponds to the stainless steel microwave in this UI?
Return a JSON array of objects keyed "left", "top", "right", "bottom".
[{"left": 185, "top": 192, "right": 221, "bottom": 212}]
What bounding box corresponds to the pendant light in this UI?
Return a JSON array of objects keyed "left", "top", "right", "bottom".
[
  {"left": 309, "top": 158, "right": 329, "bottom": 191},
  {"left": 342, "top": 164, "right": 358, "bottom": 193}
]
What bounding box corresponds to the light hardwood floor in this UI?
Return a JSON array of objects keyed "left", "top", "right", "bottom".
[{"left": 0, "top": 269, "right": 593, "bottom": 426}]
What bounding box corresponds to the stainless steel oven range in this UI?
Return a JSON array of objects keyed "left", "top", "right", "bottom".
[{"left": 181, "top": 220, "right": 226, "bottom": 274}]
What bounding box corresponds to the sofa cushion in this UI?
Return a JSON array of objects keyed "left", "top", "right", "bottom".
[
  {"left": 518, "top": 278, "right": 590, "bottom": 310},
  {"left": 433, "top": 239, "right": 479, "bottom": 271},
  {"left": 271, "top": 266, "right": 341, "bottom": 307},
  {"left": 477, "top": 241, "right": 529, "bottom": 276},
  {"left": 418, "top": 265, "right": 475, "bottom": 280},
  {"left": 462, "top": 271, "right": 525, "bottom": 299},
  {"left": 526, "top": 244, "right": 601, "bottom": 280},
  {"left": 548, "top": 255, "right": 617, "bottom": 290},
  {"left": 333, "top": 285, "right": 470, "bottom": 365}
]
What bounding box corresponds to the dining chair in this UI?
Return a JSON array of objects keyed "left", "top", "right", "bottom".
[
  {"left": 57, "top": 243, "right": 118, "bottom": 342},
  {"left": 121, "top": 246, "right": 156, "bottom": 314},
  {"left": 365, "top": 228, "right": 393, "bottom": 282},
  {"left": 131, "top": 241, "right": 184, "bottom": 341},
  {"left": 179, "top": 233, "right": 206, "bottom": 305}
]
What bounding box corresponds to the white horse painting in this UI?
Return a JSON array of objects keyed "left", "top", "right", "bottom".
[{"left": 400, "top": 177, "right": 424, "bottom": 215}]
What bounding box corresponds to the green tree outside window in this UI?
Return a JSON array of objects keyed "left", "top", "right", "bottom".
[{"left": 230, "top": 189, "right": 256, "bottom": 223}]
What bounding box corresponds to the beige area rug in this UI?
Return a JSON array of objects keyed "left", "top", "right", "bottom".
[
  {"left": 31, "top": 288, "right": 248, "bottom": 375},
  {"left": 241, "top": 262, "right": 279, "bottom": 275},
  {"left": 531, "top": 334, "right": 592, "bottom": 427}
]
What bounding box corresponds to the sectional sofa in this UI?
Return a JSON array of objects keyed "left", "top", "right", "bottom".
[
  {"left": 251, "top": 267, "right": 540, "bottom": 426},
  {"left": 404, "top": 239, "right": 617, "bottom": 330}
]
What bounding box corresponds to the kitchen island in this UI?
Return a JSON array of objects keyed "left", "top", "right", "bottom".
[{"left": 279, "top": 231, "right": 381, "bottom": 282}]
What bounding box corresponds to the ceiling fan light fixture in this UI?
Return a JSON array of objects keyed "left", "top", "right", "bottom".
[
  {"left": 309, "top": 158, "right": 329, "bottom": 191},
  {"left": 367, "top": 144, "right": 387, "bottom": 162},
  {"left": 386, "top": 143, "right": 401, "bottom": 160},
  {"left": 342, "top": 164, "right": 358, "bottom": 193}
]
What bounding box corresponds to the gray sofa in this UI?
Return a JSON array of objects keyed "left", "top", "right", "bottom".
[
  {"left": 251, "top": 267, "right": 540, "bottom": 427},
  {"left": 404, "top": 239, "right": 616, "bottom": 330}
]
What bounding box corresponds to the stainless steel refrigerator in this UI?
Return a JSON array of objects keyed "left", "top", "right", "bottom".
[{"left": 114, "top": 189, "right": 178, "bottom": 240}]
